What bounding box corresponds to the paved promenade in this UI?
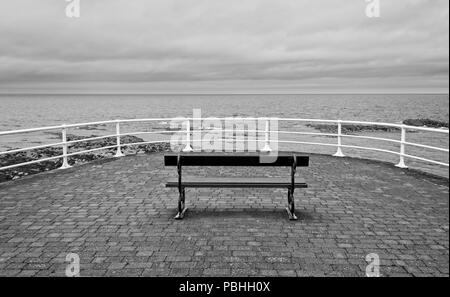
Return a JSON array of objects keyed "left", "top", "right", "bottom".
[{"left": 0, "top": 153, "right": 448, "bottom": 277}]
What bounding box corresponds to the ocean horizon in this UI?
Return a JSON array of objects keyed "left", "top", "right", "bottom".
[{"left": 1, "top": 94, "right": 448, "bottom": 132}]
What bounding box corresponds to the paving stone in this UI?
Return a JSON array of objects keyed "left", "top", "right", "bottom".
[{"left": 0, "top": 153, "right": 448, "bottom": 277}]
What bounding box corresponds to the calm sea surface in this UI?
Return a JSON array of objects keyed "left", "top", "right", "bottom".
[
  {"left": 0, "top": 94, "right": 448, "bottom": 177},
  {"left": 0, "top": 94, "right": 448, "bottom": 130}
]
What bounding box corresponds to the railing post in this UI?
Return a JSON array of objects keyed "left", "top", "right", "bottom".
[
  {"left": 261, "top": 119, "right": 272, "bottom": 152},
  {"left": 333, "top": 120, "right": 345, "bottom": 157},
  {"left": 396, "top": 125, "right": 408, "bottom": 168},
  {"left": 115, "top": 120, "right": 125, "bottom": 157},
  {"left": 60, "top": 124, "right": 72, "bottom": 169},
  {"left": 183, "top": 119, "right": 193, "bottom": 152}
]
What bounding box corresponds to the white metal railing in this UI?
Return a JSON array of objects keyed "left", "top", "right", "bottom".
[{"left": 0, "top": 118, "right": 448, "bottom": 172}]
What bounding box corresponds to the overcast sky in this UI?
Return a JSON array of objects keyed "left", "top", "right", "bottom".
[{"left": 0, "top": 0, "right": 448, "bottom": 94}]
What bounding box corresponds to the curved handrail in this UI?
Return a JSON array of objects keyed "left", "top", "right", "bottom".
[{"left": 0, "top": 117, "right": 448, "bottom": 172}]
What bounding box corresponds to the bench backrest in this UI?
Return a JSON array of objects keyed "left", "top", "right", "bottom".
[{"left": 164, "top": 153, "right": 309, "bottom": 167}]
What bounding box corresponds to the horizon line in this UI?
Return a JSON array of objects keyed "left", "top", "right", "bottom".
[{"left": 0, "top": 92, "right": 449, "bottom": 96}]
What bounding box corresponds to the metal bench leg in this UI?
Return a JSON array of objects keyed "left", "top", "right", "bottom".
[
  {"left": 175, "top": 188, "right": 187, "bottom": 220},
  {"left": 286, "top": 189, "right": 298, "bottom": 220}
]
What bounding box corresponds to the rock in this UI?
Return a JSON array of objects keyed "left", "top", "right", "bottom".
[
  {"left": 403, "top": 119, "right": 449, "bottom": 129},
  {"left": 306, "top": 124, "right": 400, "bottom": 134},
  {"left": 0, "top": 134, "right": 172, "bottom": 183}
]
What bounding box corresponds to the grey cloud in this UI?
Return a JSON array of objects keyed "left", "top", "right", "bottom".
[{"left": 0, "top": 0, "right": 448, "bottom": 93}]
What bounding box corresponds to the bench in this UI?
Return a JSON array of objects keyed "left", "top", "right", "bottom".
[{"left": 164, "top": 153, "right": 309, "bottom": 220}]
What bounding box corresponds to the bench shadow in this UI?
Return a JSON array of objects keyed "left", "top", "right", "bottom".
[{"left": 171, "top": 208, "right": 317, "bottom": 222}]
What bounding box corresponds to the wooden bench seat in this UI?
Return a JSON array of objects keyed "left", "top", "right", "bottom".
[
  {"left": 164, "top": 153, "right": 309, "bottom": 220},
  {"left": 166, "top": 177, "right": 307, "bottom": 188}
]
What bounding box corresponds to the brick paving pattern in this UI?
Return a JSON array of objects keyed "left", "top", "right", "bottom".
[{"left": 0, "top": 153, "right": 448, "bottom": 277}]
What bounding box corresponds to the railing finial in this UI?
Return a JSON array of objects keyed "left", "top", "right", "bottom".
[
  {"left": 115, "top": 119, "right": 125, "bottom": 158},
  {"left": 59, "top": 124, "right": 72, "bottom": 169},
  {"left": 261, "top": 119, "right": 272, "bottom": 152},
  {"left": 396, "top": 125, "right": 408, "bottom": 169},
  {"left": 182, "top": 119, "right": 193, "bottom": 152},
  {"left": 333, "top": 120, "right": 345, "bottom": 157}
]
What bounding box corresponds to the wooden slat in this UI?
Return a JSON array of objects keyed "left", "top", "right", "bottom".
[
  {"left": 164, "top": 153, "right": 309, "bottom": 167},
  {"left": 166, "top": 177, "right": 308, "bottom": 188}
]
